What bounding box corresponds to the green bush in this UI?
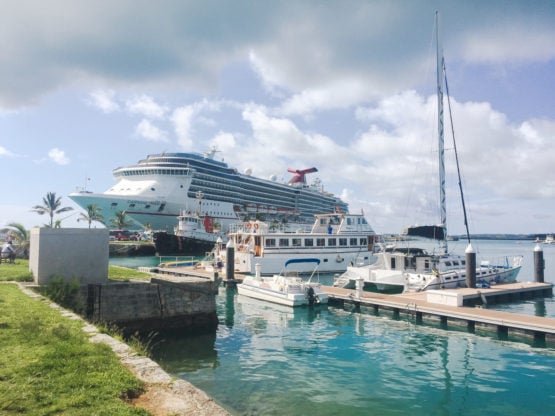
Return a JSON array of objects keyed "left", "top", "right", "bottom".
[{"left": 42, "top": 277, "right": 84, "bottom": 314}]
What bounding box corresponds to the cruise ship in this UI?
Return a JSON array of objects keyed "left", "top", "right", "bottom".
[{"left": 68, "top": 148, "right": 349, "bottom": 233}]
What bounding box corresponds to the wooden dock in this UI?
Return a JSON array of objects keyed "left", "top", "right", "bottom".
[{"left": 323, "top": 282, "right": 555, "bottom": 346}]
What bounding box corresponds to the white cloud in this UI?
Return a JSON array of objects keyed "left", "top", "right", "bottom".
[
  {"left": 88, "top": 89, "right": 119, "bottom": 113},
  {"left": 211, "top": 131, "right": 236, "bottom": 153},
  {"left": 172, "top": 106, "right": 196, "bottom": 149},
  {"left": 48, "top": 148, "right": 69, "bottom": 165},
  {"left": 462, "top": 26, "right": 555, "bottom": 64},
  {"left": 0, "top": 146, "right": 13, "bottom": 157},
  {"left": 126, "top": 95, "right": 168, "bottom": 119},
  {"left": 135, "top": 119, "right": 168, "bottom": 142}
]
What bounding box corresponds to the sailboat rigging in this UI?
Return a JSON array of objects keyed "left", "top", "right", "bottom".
[{"left": 334, "top": 12, "right": 523, "bottom": 293}]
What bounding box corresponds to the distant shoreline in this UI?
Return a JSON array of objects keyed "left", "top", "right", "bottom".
[{"left": 451, "top": 234, "right": 550, "bottom": 241}]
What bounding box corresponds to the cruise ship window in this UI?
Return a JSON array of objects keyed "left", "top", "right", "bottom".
[
  {"left": 304, "top": 239, "right": 314, "bottom": 247},
  {"left": 145, "top": 205, "right": 150, "bottom": 209},
  {"left": 350, "top": 238, "right": 357, "bottom": 246},
  {"left": 360, "top": 238, "right": 367, "bottom": 245},
  {"left": 316, "top": 238, "right": 325, "bottom": 247},
  {"left": 339, "top": 238, "right": 347, "bottom": 246},
  {"left": 292, "top": 238, "right": 301, "bottom": 247},
  {"left": 328, "top": 238, "right": 337, "bottom": 246},
  {"left": 265, "top": 239, "right": 276, "bottom": 247}
]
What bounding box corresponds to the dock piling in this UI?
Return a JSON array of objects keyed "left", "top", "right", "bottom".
[
  {"left": 465, "top": 244, "right": 476, "bottom": 288},
  {"left": 534, "top": 244, "right": 545, "bottom": 283},
  {"left": 225, "top": 239, "right": 235, "bottom": 283}
]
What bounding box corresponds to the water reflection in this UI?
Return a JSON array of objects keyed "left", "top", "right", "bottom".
[{"left": 150, "top": 330, "right": 218, "bottom": 373}]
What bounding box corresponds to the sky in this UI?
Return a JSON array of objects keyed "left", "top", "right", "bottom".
[{"left": 1, "top": 0, "right": 555, "bottom": 235}]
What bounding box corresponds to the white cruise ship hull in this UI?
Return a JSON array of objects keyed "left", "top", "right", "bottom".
[{"left": 69, "top": 150, "right": 348, "bottom": 233}]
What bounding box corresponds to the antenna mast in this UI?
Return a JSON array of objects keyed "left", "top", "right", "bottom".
[{"left": 436, "top": 11, "right": 447, "bottom": 254}]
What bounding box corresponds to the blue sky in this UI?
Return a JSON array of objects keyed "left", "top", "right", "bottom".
[{"left": 1, "top": 0, "right": 555, "bottom": 235}]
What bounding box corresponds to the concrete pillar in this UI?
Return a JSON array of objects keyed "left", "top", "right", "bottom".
[
  {"left": 465, "top": 243, "right": 476, "bottom": 288},
  {"left": 226, "top": 238, "right": 235, "bottom": 281},
  {"left": 534, "top": 244, "right": 545, "bottom": 283}
]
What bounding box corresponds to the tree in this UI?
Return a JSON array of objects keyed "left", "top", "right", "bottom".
[
  {"left": 109, "top": 210, "right": 132, "bottom": 230},
  {"left": 2, "top": 222, "right": 29, "bottom": 244},
  {"left": 2, "top": 222, "right": 30, "bottom": 259},
  {"left": 77, "top": 204, "right": 104, "bottom": 228},
  {"left": 31, "top": 192, "right": 73, "bottom": 228}
]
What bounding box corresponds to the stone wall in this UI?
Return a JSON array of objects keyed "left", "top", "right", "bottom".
[{"left": 86, "top": 279, "right": 219, "bottom": 333}]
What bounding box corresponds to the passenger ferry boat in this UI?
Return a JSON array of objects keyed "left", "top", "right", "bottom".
[
  {"left": 227, "top": 213, "right": 377, "bottom": 275},
  {"left": 69, "top": 148, "right": 348, "bottom": 233}
]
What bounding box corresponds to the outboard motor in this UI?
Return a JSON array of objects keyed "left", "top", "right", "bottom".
[{"left": 306, "top": 286, "right": 316, "bottom": 306}]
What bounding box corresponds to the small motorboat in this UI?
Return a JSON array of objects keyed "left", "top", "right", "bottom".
[{"left": 237, "top": 258, "right": 329, "bottom": 307}]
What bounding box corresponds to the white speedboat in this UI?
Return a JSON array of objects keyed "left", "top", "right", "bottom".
[
  {"left": 334, "top": 13, "right": 523, "bottom": 293},
  {"left": 228, "top": 213, "right": 376, "bottom": 275},
  {"left": 237, "top": 259, "right": 329, "bottom": 307}
]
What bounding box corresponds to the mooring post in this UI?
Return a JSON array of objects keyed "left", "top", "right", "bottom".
[
  {"left": 226, "top": 238, "right": 235, "bottom": 282},
  {"left": 356, "top": 277, "right": 364, "bottom": 298},
  {"left": 534, "top": 244, "right": 545, "bottom": 283},
  {"left": 465, "top": 243, "right": 476, "bottom": 288}
]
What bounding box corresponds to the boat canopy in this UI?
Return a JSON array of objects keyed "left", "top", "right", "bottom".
[{"left": 404, "top": 225, "right": 445, "bottom": 241}]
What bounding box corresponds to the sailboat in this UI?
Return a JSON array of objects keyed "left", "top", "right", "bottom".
[{"left": 334, "top": 13, "right": 523, "bottom": 293}]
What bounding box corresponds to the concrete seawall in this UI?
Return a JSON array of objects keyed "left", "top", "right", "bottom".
[{"left": 85, "top": 277, "right": 220, "bottom": 333}]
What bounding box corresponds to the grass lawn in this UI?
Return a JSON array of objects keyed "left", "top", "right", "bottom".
[
  {"left": 0, "top": 283, "right": 150, "bottom": 415},
  {"left": 0, "top": 259, "right": 152, "bottom": 282}
]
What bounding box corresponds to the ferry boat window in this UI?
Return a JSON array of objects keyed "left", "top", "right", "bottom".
[
  {"left": 304, "top": 239, "right": 314, "bottom": 247},
  {"left": 292, "top": 238, "right": 301, "bottom": 247},
  {"left": 129, "top": 204, "right": 135, "bottom": 208},
  {"left": 347, "top": 218, "right": 352, "bottom": 225},
  {"left": 391, "top": 258, "right": 396, "bottom": 269},
  {"left": 424, "top": 260, "right": 430, "bottom": 269},
  {"left": 145, "top": 205, "right": 150, "bottom": 209},
  {"left": 445, "top": 261, "right": 452, "bottom": 266},
  {"left": 461, "top": 260, "right": 466, "bottom": 265},
  {"left": 111, "top": 202, "right": 118, "bottom": 207},
  {"left": 452, "top": 261, "right": 459, "bottom": 266},
  {"left": 360, "top": 238, "right": 367, "bottom": 245},
  {"left": 328, "top": 238, "right": 337, "bottom": 246},
  {"left": 151, "top": 187, "right": 155, "bottom": 191},
  {"left": 158, "top": 203, "right": 166, "bottom": 212},
  {"left": 279, "top": 239, "right": 289, "bottom": 247},
  {"left": 265, "top": 238, "right": 276, "bottom": 247},
  {"left": 350, "top": 238, "right": 357, "bottom": 246},
  {"left": 316, "top": 238, "right": 325, "bottom": 247},
  {"left": 339, "top": 238, "right": 347, "bottom": 246}
]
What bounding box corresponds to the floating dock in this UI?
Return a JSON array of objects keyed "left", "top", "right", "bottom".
[{"left": 324, "top": 282, "right": 554, "bottom": 346}]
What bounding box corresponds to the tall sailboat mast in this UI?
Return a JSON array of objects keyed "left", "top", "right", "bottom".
[{"left": 436, "top": 11, "right": 447, "bottom": 254}]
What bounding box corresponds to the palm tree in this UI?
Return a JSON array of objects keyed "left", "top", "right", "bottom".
[
  {"left": 2, "top": 222, "right": 29, "bottom": 244},
  {"left": 31, "top": 192, "right": 73, "bottom": 228},
  {"left": 2, "top": 222, "right": 30, "bottom": 259},
  {"left": 77, "top": 204, "right": 104, "bottom": 228},
  {"left": 109, "top": 210, "right": 132, "bottom": 230}
]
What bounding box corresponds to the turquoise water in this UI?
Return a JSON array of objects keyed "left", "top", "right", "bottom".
[{"left": 116, "top": 241, "right": 555, "bottom": 415}]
